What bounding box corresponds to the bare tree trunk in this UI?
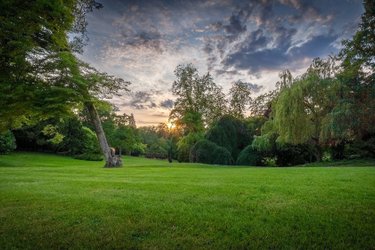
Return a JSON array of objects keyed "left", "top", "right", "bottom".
[{"left": 85, "top": 102, "right": 122, "bottom": 168}]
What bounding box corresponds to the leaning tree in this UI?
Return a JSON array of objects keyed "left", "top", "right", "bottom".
[{"left": 77, "top": 61, "right": 130, "bottom": 167}]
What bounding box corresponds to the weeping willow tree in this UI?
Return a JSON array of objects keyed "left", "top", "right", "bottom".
[
  {"left": 274, "top": 84, "right": 313, "bottom": 144},
  {"left": 253, "top": 0, "right": 374, "bottom": 161},
  {"left": 260, "top": 58, "right": 339, "bottom": 160}
]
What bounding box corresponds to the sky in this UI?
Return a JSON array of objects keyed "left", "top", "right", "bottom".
[{"left": 79, "top": 0, "right": 364, "bottom": 126}]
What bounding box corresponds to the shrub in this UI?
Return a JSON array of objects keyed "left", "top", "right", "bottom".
[
  {"left": 322, "top": 151, "right": 332, "bottom": 162},
  {"left": 252, "top": 131, "right": 318, "bottom": 166},
  {"left": 236, "top": 145, "right": 264, "bottom": 166},
  {"left": 212, "top": 146, "right": 233, "bottom": 165},
  {"left": 81, "top": 127, "right": 101, "bottom": 154},
  {"left": 68, "top": 126, "right": 101, "bottom": 161},
  {"left": 345, "top": 135, "right": 375, "bottom": 159},
  {"left": 0, "top": 130, "right": 16, "bottom": 154},
  {"left": 190, "top": 139, "right": 233, "bottom": 165},
  {"left": 145, "top": 138, "right": 168, "bottom": 159},
  {"left": 189, "top": 139, "right": 217, "bottom": 164},
  {"left": 262, "top": 157, "right": 277, "bottom": 167},
  {"left": 275, "top": 143, "right": 317, "bottom": 166},
  {"left": 131, "top": 142, "right": 146, "bottom": 156},
  {"left": 177, "top": 132, "right": 203, "bottom": 162},
  {"left": 206, "top": 115, "right": 251, "bottom": 161},
  {"left": 59, "top": 118, "right": 88, "bottom": 155}
]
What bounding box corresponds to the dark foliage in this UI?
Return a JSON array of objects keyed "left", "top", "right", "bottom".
[
  {"left": 13, "top": 117, "right": 100, "bottom": 156},
  {"left": 177, "top": 132, "right": 203, "bottom": 162},
  {"left": 275, "top": 143, "right": 318, "bottom": 166},
  {"left": 236, "top": 145, "right": 264, "bottom": 166},
  {"left": 0, "top": 131, "right": 16, "bottom": 154},
  {"left": 190, "top": 139, "right": 233, "bottom": 165},
  {"left": 205, "top": 115, "right": 251, "bottom": 161},
  {"left": 344, "top": 134, "right": 375, "bottom": 159},
  {"left": 212, "top": 146, "right": 233, "bottom": 165},
  {"left": 60, "top": 118, "right": 100, "bottom": 155},
  {"left": 13, "top": 121, "right": 57, "bottom": 152}
]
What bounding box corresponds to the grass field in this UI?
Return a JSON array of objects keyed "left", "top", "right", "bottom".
[{"left": 0, "top": 153, "right": 374, "bottom": 249}]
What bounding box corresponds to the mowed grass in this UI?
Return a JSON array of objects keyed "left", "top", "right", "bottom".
[{"left": 0, "top": 153, "right": 374, "bottom": 249}]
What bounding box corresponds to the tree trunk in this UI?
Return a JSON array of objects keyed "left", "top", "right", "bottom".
[
  {"left": 314, "top": 140, "right": 323, "bottom": 162},
  {"left": 332, "top": 141, "right": 345, "bottom": 160},
  {"left": 85, "top": 102, "right": 122, "bottom": 168}
]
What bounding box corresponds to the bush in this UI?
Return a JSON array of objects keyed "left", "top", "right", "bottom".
[
  {"left": 252, "top": 130, "right": 318, "bottom": 166},
  {"left": 212, "top": 146, "right": 233, "bottom": 165},
  {"left": 0, "top": 130, "right": 16, "bottom": 154},
  {"left": 131, "top": 142, "right": 146, "bottom": 156},
  {"left": 81, "top": 127, "right": 101, "bottom": 154},
  {"left": 145, "top": 138, "right": 168, "bottom": 159},
  {"left": 322, "top": 151, "right": 332, "bottom": 162},
  {"left": 236, "top": 145, "right": 264, "bottom": 166},
  {"left": 345, "top": 135, "right": 375, "bottom": 159},
  {"left": 190, "top": 139, "right": 233, "bottom": 165},
  {"left": 262, "top": 157, "right": 277, "bottom": 167},
  {"left": 206, "top": 115, "right": 251, "bottom": 161},
  {"left": 74, "top": 153, "right": 103, "bottom": 161},
  {"left": 177, "top": 132, "right": 203, "bottom": 162},
  {"left": 59, "top": 118, "right": 88, "bottom": 155},
  {"left": 275, "top": 143, "right": 317, "bottom": 166},
  {"left": 189, "top": 139, "right": 216, "bottom": 164}
]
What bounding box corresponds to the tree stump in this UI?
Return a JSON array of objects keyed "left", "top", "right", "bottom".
[{"left": 105, "top": 155, "right": 122, "bottom": 168}]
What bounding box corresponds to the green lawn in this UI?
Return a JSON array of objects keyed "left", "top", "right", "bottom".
[{"left": 0, "top": 153, "right": 374, "bottom": 249}]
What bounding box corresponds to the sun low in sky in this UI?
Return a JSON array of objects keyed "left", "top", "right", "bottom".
[{"left": 79, "top": 0, "right": 364, "bottom": 126}]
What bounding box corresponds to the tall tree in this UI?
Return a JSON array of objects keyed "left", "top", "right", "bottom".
[
  {"left": 276, "top": 70, "right": 293, "bottom": 90},
  {"left": 340, "top": 0, "right": 374, "bottom": 69},
  {"left": 249, "top": 70, "right": 293, "bottom": 118},
  {"left": 333, "top": 0, "right": 375, "bottom": 145},
  {"left": 261, "top": 58, "right": 339, "bottom": 160},
  {"left": 78, "top": 61, "right": 130, "bottom": 167},
  {"left": 229, "top": 80, "right": 253, "bottom": 118},
  {"left": 249, "top": 90, "right": 277, "bottom": 118},
  {"left": 0, "top": 0, "right": 105, "bottom": 129},
  {"left": 170, "top": 64, "right": 226, "bottom": 133}
]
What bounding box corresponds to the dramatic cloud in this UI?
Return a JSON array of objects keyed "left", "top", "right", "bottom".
[
  {"left": 121, "top": 91, "right": 175, "bottom": 111},
  {"left": 202, "top": 0, "right": 340, "bottom": 75},
  {"left": 160, "top": 99, "right": 174, "bottom": 109},
  {"left": 247, "top": 83, "right": 263, "bottom": 93},
  {"left": 124, "top": 91, "right": 158, "bottom": 110},
  {"left": 79, "top": 0, "right": 364, "bottom": 126}
]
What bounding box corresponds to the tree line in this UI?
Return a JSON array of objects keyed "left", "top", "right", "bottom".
[{"left": 158, "top": 0, "right": 374, "bottom": 166}]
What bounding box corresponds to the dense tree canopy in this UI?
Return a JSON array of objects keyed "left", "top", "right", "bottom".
[
  {"left": 0, "top": 0, "right": 104, "bottom": 130},
  {"left": 0, "top": 0, "right": 131, "bottom": 167}
]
